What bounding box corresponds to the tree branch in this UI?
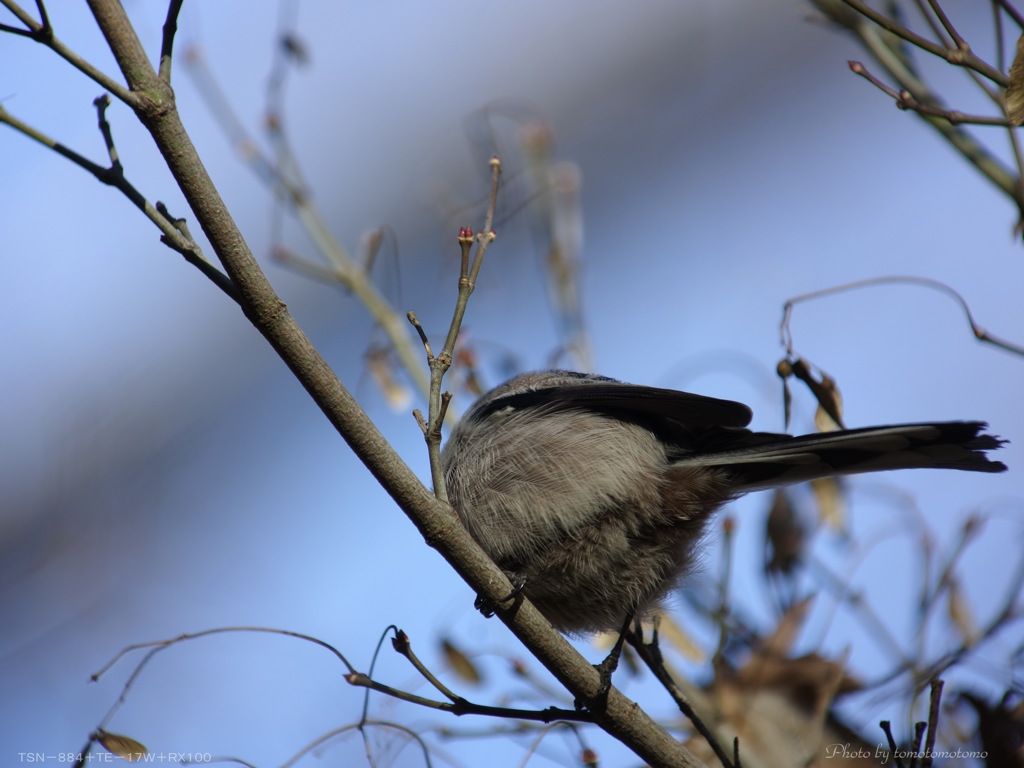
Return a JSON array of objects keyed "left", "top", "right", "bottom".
[{"left": 83, "top": 1, "right": 703, "bottom": 764}]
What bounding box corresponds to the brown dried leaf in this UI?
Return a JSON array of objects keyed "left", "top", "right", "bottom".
[
  {"left": 366, "top": 347, "right": 411, "bottom": 411},
  {"left": 654, "top": 614, "right": 706, "bottom": 662},
  {"left": 440, "top": 638, "right": 482, "bottom": 684},
  {"left": 777, "top": 358, "right": 794, "bottom": 430},
  {"left": 454, "top": 346, "right": 484, "bottom": 397},
  {"left": 693, "top": 661, "right": 866, "bottom": 768},
  {"left": 947, "top": 578, "right": 979, "bottom": 647},
  {"left": 1006, "top": 33, "right": 1024, "bottom": 125},
  {"left": 810, "top": 475, "right": 846, "bottom": 531},
  {"left": 737, "top": 651, "right": 860, "bottom": 699},
  {"left": 759, "top": 596, "right": 813, "bottom": 659},
  {"left": 789, "top": 358, "right": 846, "bottom": 429},
  {"left": 97, "top": 731, "right": 147, "bottom": 762},
  {"left": 765, "top": 490, "right": 806, "bottom": 575},
  {"left": 814, "top": 372, "right": 843, "bottom": 432},
  {"left": 958, "top": 691, "right": 1024, "bottom": 766}
]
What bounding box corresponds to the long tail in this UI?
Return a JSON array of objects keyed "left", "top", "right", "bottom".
[{"left": 676, "top": 422, "right": 1007, "bottom": 492}]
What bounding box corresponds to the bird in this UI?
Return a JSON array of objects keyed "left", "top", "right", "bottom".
[{"left": 440, "top": 370, "right": 1006, "bottom": 635}]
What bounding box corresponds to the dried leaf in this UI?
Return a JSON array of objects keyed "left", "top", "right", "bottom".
[
  {"left": 440, "top": 638, "right": 482, "bottom": 684},
  {"left": 738, "top": 651, "right": 860, "bottom": 699},
  {"left": 97, "top": 731, "right": 147, "bottom": 762},
  {"left": 759, "top": 596, "right": 813, "bottom": 659},
  {"left": 777, "top": 358, "right": 794, "bottom": 429},
  {"left": 366, "top": 347, "right": 411, "bottom": 410},
  {"left": 454, "top": 346, "right": 484, "bottom": 397},
  {"left": 810, "top": 476, "right": 846, "bottom": 531},
  {"left": 691, "top": 665, "right": 866, "bottom": 768},
  {"left": 947, "top": 578, "right": 979, "bottom": 647},
  {"left": 765, "top": 490, "right": 806, "bottom": 575},
  {"left": 654, "top": 613, "right": 706, "bottom": 662},
  {"left": 788, "top": 358, "right": 846, "bottom": 429},
  {"left": 814, "top": 372, "right": 843, "bottom": 432},
  {"left": 958, "top": 691, "right": 1024, "bottom": 766},
  {"left": 360, "top": 228, "right": 385, "bottom": 274},
  {"left": 1006, "top": 33, "right": 1024, "bottom": 125}
]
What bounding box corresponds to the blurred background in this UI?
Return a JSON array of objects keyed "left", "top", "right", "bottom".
[{"left": 2, "top": 1, "right": 1021, "bottom": 766}]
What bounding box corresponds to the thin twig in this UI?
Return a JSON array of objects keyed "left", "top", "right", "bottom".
[
  {"left": 278, "top": 720, "right": 433, "bottom": 768},
  {"left": 922, "top": 679, "right": 943, "bottom": 767},
  {"left": 915, "top": 553, "right": 1024, "bottom": 684},
  {"left": 90, "top": 626, "right": 357, "bottom": 733},
  {"left": 181, "top": 43, "right": 433, "bottom": 406},
  {"left": 422, "top": 157, "right": 503, "bottom": 505},
  {"left": 0, "top": 0, "right": 135, "bottom": 102},
  {"left": 628, "top": 626, "right": 735, "bottom": 768},
  {"left": 880, "top": 721, "right": 905, "bottom": 768},
  {"left": 995, "top": 0, "right": 1024, "bottom": 29},
  {"left": 407, "top": 311, "right": 434, "bottom": 362},
  {"left": 345, "top": 671, "right": 593, "bottom": 723},
  {"left": 823, "top": 2, "right": 1022, "bottom": 204},
  {"left": 158, "top": 0, "right": 184, "bottom": 83},
  {"left": 391, "top": 628, "right": 462, "bottom": 703},
  {"left": 781, "top": 275, "right": 1024, "bottom": 360},
  {"left": 849, "top": 61, "right": 1014, "bottom": 125},
  {"left": 836, "top": 0, "right": 1008, "bottom": 85},
  {"left": 924, "top": 0, "right": 967, "bottom": 49},
  {"left": 466, "top": 157, "right": 502, "bottom": 288},
  {"left": 0, "top": 101, "right": 239, "bottom": 302},
  {"left": 917, "top": 515, "right": 982, "bottom": 629},
  {"left": 93, "top": 94, "right": 123, "bottom": 174}
]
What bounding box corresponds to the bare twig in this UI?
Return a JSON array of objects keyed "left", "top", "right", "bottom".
[
  {"left": 910, "top": 720, "right": 927, "bottom": 768},
  {"left": 880, "top": 720, "right": 904, "bottom": 768},
  {"left": 781, "top": 275, "right": 1024, "bottom": 360},
  {"left": 0, "top": 100, "right": 239, "bottom": 302},
  {"left": 923, "top": 0, "right": 967, "bottom": 50},
  {"left": 345, "top": 669, "right": 593, "bottom": 724},
  {"left": 158, "top": 0, "right": 185, "bottom": 83},
  {"left": 181, "top": 44, "right": 433, "bottom": 406},
  {"left": 628, "top": 625, "right": 735, "bottom": 768},
  {"left": 922, "top": 679, "right": 944, "bottom": 767},
  {"left": 372, "top": 628, "right": 594, "bottom": 723},
  {"left": 90, "top": 626, "right": 357, "bottom": 734},
  {"left": 92, "top": 94, "right": 123, "bottom": 174},
  {"left": 278, "top": 720, "right": 433, "bottom": 768},
  {"left": 407, "top": 311, "right": 434, "bottom": 362},
  {"left": 391, "top": 628, "right": 462, "bottom": 703},
  {"left": 421, "top": 159, "right": 502, "bottom": 504},
  {"left": 996, "top": 0, "right": 1024, "bottom": 29},
  {"left": 0, "top": 0, "right": 134, "bottom": 102},
  {"left": 833, "top": 0, "right": 1008, "bottom": 85},
  {"left": 917, "top": 515, "right": 982, "bottom": 630},
  {"left": 813, "top": 0, "right": 1023, "bottom": 209},
  {"left": 849, "top": 61, "right": 1015, "bottom": 125}
]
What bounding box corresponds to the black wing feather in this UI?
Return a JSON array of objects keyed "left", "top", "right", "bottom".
[{"left": 477, "top": 382, "right": 753, "bottom": 429}]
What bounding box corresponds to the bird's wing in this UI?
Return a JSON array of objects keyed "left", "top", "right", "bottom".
[{"left": 478, "top": 381, "right": 753, "bottom": 429}]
